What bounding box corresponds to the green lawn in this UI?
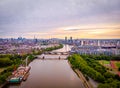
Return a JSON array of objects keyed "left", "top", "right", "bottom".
[
  {"left": 0, "top": 57, "right": 10, "bottom": 61},
  {"left": 116, "top": 62, "right": 120, "bottom": 68},
  {"left": 99, "top": 60, "right": 110, "bottom": 65},
  {"left": 103, "top": 60, "right": 110, "bottom": 64}
]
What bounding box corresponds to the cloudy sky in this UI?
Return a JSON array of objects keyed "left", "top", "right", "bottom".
[{"left": 0, "top": 0, "right": 120, "bottom": 39}]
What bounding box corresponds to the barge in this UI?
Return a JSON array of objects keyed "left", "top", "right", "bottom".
[{"left": 9, "top": 66, "right": 31, "bottom": 83}]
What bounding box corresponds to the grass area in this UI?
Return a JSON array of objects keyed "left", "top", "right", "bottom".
[
  {"left": 0, "top": 68, "right": 5, "bottom": 73},
  {"left": 0, "top": 57, "right": 10, "bottom": 73},
  {"left": 99, "top": 60, "right": 110, "bottom": 65},
  {"left": 0, "top": 57, "right": 12, "bottom": 68},
  {"left": 116, "top": 62, "right": 120, "bottom": 68},
  {"left": 0, "top": 57, "right": 10, "bottom": 61},
  {"left": 103, "top": 60, "right": 110, "bottom": 64},
  {"left": 0, "top": 66, "right": 11, "bottom": 73}
]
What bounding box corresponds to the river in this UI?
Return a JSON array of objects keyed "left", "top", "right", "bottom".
[{"left": 5, "top": 45, "right": 85, "bottom": 88}]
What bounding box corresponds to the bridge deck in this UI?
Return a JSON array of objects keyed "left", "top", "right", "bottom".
[
  {"left": 37, "top": 54, "right": 69, "bottom": 60},
  {"left": 44, "top": 51, "right": 70, "bottom": 55},
  {"left": 38, "top": 58, "right": 67, "bottom": 60}
]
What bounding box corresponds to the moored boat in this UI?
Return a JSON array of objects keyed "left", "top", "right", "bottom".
[
  {"left": 9, "top": 77, "right": 22, "bottom": 83},
  {"left": 8, "top": 66, "right": 31, "bottom": 84},
  {"left": 23, "top": 73, "right": 29, "bottom": 81}
]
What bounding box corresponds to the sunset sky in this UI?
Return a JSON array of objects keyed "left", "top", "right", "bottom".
[{"left": 0, "top": 0, "right": 120, "bottom": 39}]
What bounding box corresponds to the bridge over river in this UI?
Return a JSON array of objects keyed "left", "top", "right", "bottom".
[
  {"left": 5, "top": 45, "right": 85, "bottom": 88},
  {"left": 37, "top": 51, "right": 69, "bottom": 60}
]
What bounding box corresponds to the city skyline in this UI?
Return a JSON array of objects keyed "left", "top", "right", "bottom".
[{"left": 0, "top": 0, "right": 120, "bottom": 39}]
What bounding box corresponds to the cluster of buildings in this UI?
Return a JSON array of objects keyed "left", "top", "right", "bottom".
[
  {"left": 0, "top": 37, "right": 60, "bottom": 55},
  {"left": 70, "top": 39, "right": 120, "bottom": 55},
  {"left": 0, "top": 36, "right": 120, "bottom": 56},
  {"left": 64, "top": 36, "right": 73, "bottom": 45}
]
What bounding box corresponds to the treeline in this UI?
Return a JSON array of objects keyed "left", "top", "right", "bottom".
[
  {"left": 0, "top": 54, "right": 28, "bottom": 67},
  {"left": 68, "top": 54, "right": 105, "bottom": 82},
  {"left": 0, "top": 54, "right": 36, "bottom": 84},
  {"left": 80, "top": 54, "right": 120, "bottom": 61},
  {"left": 44, "top": 44, "right": 63, "bottom": 51},
  {"left": 0, "top": 54, "right": 26, "bottom": 84},
  {"left": 0, "top": 57, "right": 12, "bottom": 67},
  {"left": 0, "top": 65, "right": 15, "bottom": 84},
  {"left": 32, "top": 44, "right": 63, "bottom": 55},
  {"left": 68, "top": 54, "right": 120, "bottom": 88},
  {"left": 0, "top": 55, "right": 35, "bottom": 84}
]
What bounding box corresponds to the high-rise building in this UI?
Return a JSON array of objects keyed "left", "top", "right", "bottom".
[
  {"left": 65, "top": 37, "right": 67, "bottom": 44},
  {"left": 70, "top": 36, "right": 72, "bottom": 42},
  {"left": 69, "top": 36, "right": 73, "bottom": 44},
  {"left": 34, "top": 35, "right": 38, "bottom": 44},
  {"left": 81, "top": 40, "right": 83, "bottom": 46}
]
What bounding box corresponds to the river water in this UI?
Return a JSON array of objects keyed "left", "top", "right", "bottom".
[{"left": 5, "top": 45, "right": 85, "bottom": 88}]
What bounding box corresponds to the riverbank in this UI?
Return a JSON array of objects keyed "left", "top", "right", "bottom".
[
  {"left": 68, "top": 54, "right": 120, "bottom": 88},
  {"left": 0, "top": 44, "right": 63, "bottom": 88},
  {"left": 68, "top": 61, "right": 92, "bottom": 88}
]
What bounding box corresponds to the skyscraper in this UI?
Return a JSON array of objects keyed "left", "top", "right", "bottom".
[
  {"left": 34, "top": 35, "right": 37, "bottom": 44},
  {"left": 70, "top": 36, "right": 73, "bottom": 44},
  {"left": 65, "top": 37, "right": 67, "bottom": 44}
]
